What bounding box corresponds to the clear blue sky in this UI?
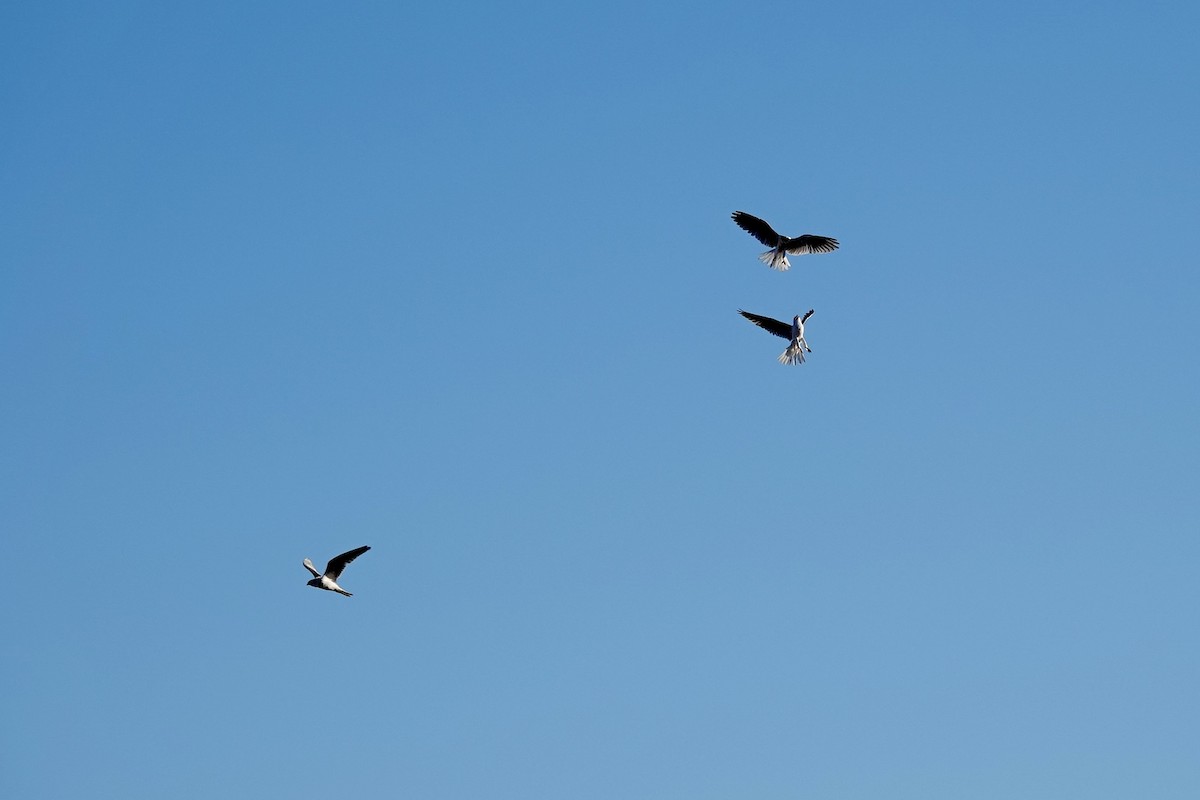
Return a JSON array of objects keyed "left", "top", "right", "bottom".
[{"left": 4, "top": 1, "right": 1198, "bottom": 797}]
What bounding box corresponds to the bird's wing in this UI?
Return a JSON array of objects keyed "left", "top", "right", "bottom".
[
  {"left": 302, "top": 558, "right": 321, "bottom": 578},
  {"left": 738, "top": 310, "right": 794, "bottom": 340},
  {"left": 801, "top": 309, "right": 815, "bottom": 324},
  {"left": 324, "top": 545, "right": 371, "bottom": 580},
  {"left": 731, "top": 211, "right": 781, "bottom": 248},
  {"left": 782, "top": 235, "right": 839, "bottom": 255}
]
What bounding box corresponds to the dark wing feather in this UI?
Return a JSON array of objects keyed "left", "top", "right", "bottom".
[
  {"left": 324, "top": 545, "right": 371, "bottom": 580},
  {"left": 738, "top": 310, "right": 793, "bottom": 340},
  {"left": 782, "top": 235, "right": 839, "bottom": 255},
  {"left": 731, "top": 211, "right": 781, "bottom": 248},
  {"left": 801, "top": 309, "right": 815, "bottom": 324}
]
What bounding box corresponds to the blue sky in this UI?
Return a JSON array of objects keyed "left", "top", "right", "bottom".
[{"left": 3, "top": 1, "right": 1199, "bottom": 797}]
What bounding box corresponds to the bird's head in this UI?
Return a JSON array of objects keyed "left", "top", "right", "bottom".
[{"left": 307, "top": 578, "right": 322, "bottom": 588}]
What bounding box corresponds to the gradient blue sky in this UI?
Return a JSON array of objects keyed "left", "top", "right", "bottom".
[{"left": 4, "top": 1, "right": 1199, "bottom": 798}]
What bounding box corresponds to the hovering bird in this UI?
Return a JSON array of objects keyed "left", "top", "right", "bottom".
[
  {"left": 739, "top": 309, "right": 815, "bottom": 365},
  {"left": 731, "top": 211, "right": 839, "bottom": 271},
  {"left": 303, "top": 545, "right": 371, "bottom": 597}
]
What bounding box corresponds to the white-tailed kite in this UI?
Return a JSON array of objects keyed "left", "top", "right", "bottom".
[
  {"left": 303, "top": 545, "right": 371, "bottom": 597},
  {"left": 731, "top": 211, "right": 839, "bottom": 271},
  {"left": 739, "top": 309, "right": 815, "bottom": 365}
]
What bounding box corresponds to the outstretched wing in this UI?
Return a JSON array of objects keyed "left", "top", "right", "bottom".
[
  {"left": 731, "top": 211, "right": 781, "bottom": 248},
  {"left": 302, "top": 558, "right": 321, "bottom": 578},
  {"left": 801, "top": 309, "right": 815, "bottom": 324},
  {"left": 738, "top": 310, "right": 793, "bottom": 340},
  {"left": 782, "top": 235, "right": 839, "bottom": 255},
  {"left": 324, "top": 545, "right": 371, "bottom": 580}
]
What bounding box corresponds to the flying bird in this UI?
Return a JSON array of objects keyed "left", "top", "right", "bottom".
[
  {"left": 731, "top": 211, "right": 839, "bottom": 271},
  {"left": 739, "top": 309, "right": 815, "bottom": 365},
  {"left": 303, "top": 545, "right": 371, "bottom": 597}
]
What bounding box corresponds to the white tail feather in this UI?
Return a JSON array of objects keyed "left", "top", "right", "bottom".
[
  {"left": 758, "top": 249, "right": 790, "bottom": 271},
  {"left": 778, "top": 340, "right": 807, "bottom": 365}
]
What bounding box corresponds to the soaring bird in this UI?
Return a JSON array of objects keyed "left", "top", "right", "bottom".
[
  {"left": 731, "top": 211, "right": 839, "bottom": 271},
  {"left": 739, "top": 309, "right": 815, "bottom": 365},
  {"left": 303, "top": 545, "right": 371, "bottom": 597}
]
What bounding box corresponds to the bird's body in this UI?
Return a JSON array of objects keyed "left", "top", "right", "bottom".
[
  {"left": 739, "top": 309, "right": 814, "bottom": 365},
  {"left": 731, "top": 211, "right": 838, "bottom": 271},
  {"left": 303, "top": 545, "right": 371, "bottom": 597}
]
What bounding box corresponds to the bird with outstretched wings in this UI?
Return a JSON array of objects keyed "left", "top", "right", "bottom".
[
  {"left": 732, "top": 211, "right": 839, "bottom": 271},
  {"left": 303, "top": 545, "right": 371, "bottom": 597},
  {"left": 738, "top": 309, "right": 815, "bottom": 365}
]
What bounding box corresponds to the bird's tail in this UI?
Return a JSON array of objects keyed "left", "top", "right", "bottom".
[
  {"left": 335, "top": 588, "right": 353, "bottom": 597},
  {"left": 759, "top": 249, "right": 790, "bottom": 271},
  {"left": 778, "top": 340, "right": 807, "bottom": 365}
]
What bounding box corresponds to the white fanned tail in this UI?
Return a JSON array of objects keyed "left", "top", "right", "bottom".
[
  {"left": 758, "top": 249, "right": 790, "bottom": 271},
  {"left": 778, "top": 340, "right": 807, "bottom": 365}
]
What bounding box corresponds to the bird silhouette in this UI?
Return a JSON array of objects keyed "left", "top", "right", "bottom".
[
  {"left": 731, "top": 211, "right": 839, "bottom": 271},
  {"left": 739, "top": 309, "right": 815, "bottom": 365},
  {"left": 303, "top": 545, "right": 371, "bottom": 597}
]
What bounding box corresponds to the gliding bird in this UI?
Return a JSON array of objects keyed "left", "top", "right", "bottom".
[
  {"left": 731, "top": 211, "right": 839, "bottom": 271},
  {"left": 303, "top": 545, "right": 371, "bottom": 597},
  {"left": 739, "top": 309, "right": 815, "bottom": 365}
]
